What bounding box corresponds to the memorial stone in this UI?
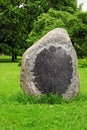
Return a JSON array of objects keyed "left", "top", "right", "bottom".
[{"left": 20, "top": 28, "right": 80, "bottom": 99}]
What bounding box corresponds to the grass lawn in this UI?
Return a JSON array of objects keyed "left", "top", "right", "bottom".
[{"left": 0, "top": 56, "right": 87, "bottom": 130}]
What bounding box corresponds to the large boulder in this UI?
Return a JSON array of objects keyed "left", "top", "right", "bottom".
[{"left": 20, "top": 28, "right": 80, "bottom": 99}]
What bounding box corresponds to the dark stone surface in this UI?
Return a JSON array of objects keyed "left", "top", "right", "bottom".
[{"left": 33, "top": 46, "right": 73, "bottom": 95}]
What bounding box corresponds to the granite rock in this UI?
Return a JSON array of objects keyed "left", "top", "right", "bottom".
[{"left": 20, "top": 28, "right": 80, "bottom": 99}]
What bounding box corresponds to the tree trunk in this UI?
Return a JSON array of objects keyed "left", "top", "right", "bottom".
[
  {"left": 15, "top": 54, "right": 17, "bottom": 60},
  {"left": 12, "top": 53, "right": 16, "bottom": 62}
]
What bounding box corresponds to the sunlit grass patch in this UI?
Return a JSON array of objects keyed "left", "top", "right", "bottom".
[{"left": 0, "top": 56, "right": 87, "bottom": 130}]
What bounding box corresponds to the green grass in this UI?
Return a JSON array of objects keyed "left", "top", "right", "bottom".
[{"left": 0, "top": 56, "right": 87, "bottom": 130}]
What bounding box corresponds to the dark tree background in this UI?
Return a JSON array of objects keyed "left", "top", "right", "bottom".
[{"left": 0, "top": 0, "right": 87, "bottom": 61}]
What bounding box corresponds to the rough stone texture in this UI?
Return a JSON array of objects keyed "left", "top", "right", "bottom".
[{"left": 20, "top": 28, "right": 80, "bottom": 99}]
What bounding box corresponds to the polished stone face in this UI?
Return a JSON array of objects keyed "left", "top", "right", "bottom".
[{"left": 33, "top": 46, "right": 73, "bottom": 94}]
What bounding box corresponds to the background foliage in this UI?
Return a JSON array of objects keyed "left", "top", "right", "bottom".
[{"left": 0, "top": 0, "right": 87, "bottom": 61}]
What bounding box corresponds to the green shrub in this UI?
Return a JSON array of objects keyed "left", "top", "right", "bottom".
[
  {"left": 78, "top": 58, "right": 87, "bottom": 68},
  {"left": 18, "top": 60, "right": 22, "bottom": 66}
]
